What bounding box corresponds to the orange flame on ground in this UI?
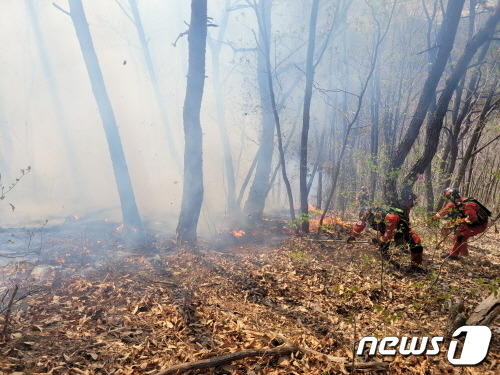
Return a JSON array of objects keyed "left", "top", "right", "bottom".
[
  {"left": 309, "top": 216, "right": 350, "bottom": 232},
  {"left": 116, "top": 224, "right": 124, "bottom": 232},
  {"left": 230, "top": 230, "right": 246, "bottom": 237}
]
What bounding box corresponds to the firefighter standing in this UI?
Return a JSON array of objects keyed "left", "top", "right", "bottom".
[
  {"left": 347, "top": 207, "right": 425, "bottom": 272},
  {"left": 430, "top": 188, "right": 490, "bottom": 260}
]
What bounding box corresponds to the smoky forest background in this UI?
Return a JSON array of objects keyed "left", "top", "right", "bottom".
[{"left": 0, "top": 0, "right": 499, "bottom": 374}]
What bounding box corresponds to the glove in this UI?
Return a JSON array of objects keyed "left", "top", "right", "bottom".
[{"left": 346, "top": 236, "right": 356, "bottom": 244}]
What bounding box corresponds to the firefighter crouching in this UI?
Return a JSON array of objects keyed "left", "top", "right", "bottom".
[
  {"left": 347, "top": 207, "right": 425, "bottom": 272},
  {"left": 429, "top": 188, "right": 490, "bottom": 260}
]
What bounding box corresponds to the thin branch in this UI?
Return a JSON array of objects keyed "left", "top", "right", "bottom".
[
  {"left": 113, "top": 0, "right": 135, "bottom": 24},
  {"left": 52, "top": 2, "right": 71, "bottom": 16}
]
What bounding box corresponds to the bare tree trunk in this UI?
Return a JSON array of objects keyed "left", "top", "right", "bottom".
[
  {"left": 319, "top": 1, "right": 394, "bottom": 229},
  {"left": 243, "top": 0, "right": 274, "bottom": 222},
  {"left": 176, "top": 0, "right": 207, "bottom": 247},
  {"left": 128, "top": 0, "right": 181, "bottom": 169},
  {"left": 404, "top": 4, "right": 500, "bottom": 187},
  {"left": 370, "top": 60, "right": 381, "bottom": 202},
  {"left": 455, "top": 75, "right": 499, "bottom": 188},
  {"left": 26, "top": 0, "right": 85, "bottom": 199},
  {"left": 300, "top": 0, "right": 320, "bottom": 233},
  {"left": 384, "top": 0, "right": 466, "bottom": 204},
  {"left": 207, "top": 0, "right": 238, "bottom": 216},
  {"left": 68, "top": 0, "right": 143, "bottom": 231}
]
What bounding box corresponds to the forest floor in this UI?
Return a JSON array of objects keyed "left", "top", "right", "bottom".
[{"left": 0, "top": 214, "right": 499, "bottom": 374}]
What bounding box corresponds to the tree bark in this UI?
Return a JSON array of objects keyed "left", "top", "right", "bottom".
[
  {"left": 384, "top": 0, "right": 466, "bottom": 204},
  {"left": 300, "top": 0, "right": 320, "bottom": 233},
  {"left": 129, "top": 0, "right": 181, "bottom": 169},
  {"left": 243, "top": 0, "right": 274, "bottom": 222},
  {"left": 68, "top": 0, "right": 143, "bottom": 231},
  {"left": 404, "top": 2, "right": 500, "bottom": 188},
  {"left": 176, "top": 0, "right": 207, "bottom": 247},
  {"left": 207, "top": 0, "right": 238, "bottom": 216},
  {"left": 467, "top": 292, "right": 500, "bottom": 326}
]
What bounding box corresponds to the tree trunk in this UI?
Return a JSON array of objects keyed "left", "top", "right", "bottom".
[
  {"left": 243, "top": 0, "right": 274, "bottom": 222},
  {"left": 299, "top": 0, "right": 320, "bottom": 233},
  {"left": 370, "top": 60, "right": 381, "bottom": 202},
  {"left": 68, "top": 0, "right": 143, "bottom": 231},
  {"left": 455, "top": 74, "right": 499, "bottom": 189},
  {"left": 128, "top": 0, "right": 181, "bottom": 169},
  {"left": 26, "top": 0, "right": 86, "bottom": 199},
  {"left": 207, "top": 0, "right": 238, "bottom": 216},
  {"left": 405, "top": 4, "right": 500, "bottom": 186},
  {"left": 384, "top": 0, "right": 466, "bottom": 204},
  {"left": 176, "top": 0, "right": 207, "bottom": 247}
]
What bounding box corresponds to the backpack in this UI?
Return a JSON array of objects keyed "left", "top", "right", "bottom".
[
  {"left": 382, "top": 207, "right": 410, "bottom": 232},
  {"left": 462, "top": 198, "right": 491, "bottom": 225}
]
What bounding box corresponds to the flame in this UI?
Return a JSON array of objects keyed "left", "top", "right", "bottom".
[
  {"left": 309, "top": 216, "right": 350, "bottom": 232},
  {"left": 54, "top": 257, "right": 66, "bottom": 264},
  {"left": 116, "top": 224, "right": 124, "bottom": 232},
  {"left": 230, "top": 230, "right": 245, "bottom": 237}
]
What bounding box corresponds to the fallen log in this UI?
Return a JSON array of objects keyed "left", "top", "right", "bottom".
[{"left": 467, "top": 291, "right": 500, "bottom": 326}]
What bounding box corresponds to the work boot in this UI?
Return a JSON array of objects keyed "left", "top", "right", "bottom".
[{"left": 408, "top": 265, "right": 427, "bottom": 274}]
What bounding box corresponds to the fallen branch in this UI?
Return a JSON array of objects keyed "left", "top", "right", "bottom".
[
  {"left": 346, "top": 361, "right": 390, "bottom": 371},
  {"left": 155, "top": 342, "right": 298, "bottom": 375},
  {"left": 155, "top": 337, "right": 389, "bottom": 375},
  {"left": 1, "top": 284, "right": 18, "bottom": 341}
]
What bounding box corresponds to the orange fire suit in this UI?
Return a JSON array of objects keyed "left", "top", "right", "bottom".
[
  {"left": 351, "top": 212, "right": 423, "bottom": 266},
  {"left": 433, "top": 197, "right": 488, "bottom": 257}
]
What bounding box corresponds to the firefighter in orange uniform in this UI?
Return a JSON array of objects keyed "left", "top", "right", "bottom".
[
  {"left": 430, "top": 188, "right": 490, "bottom": 260},
  {"left": 347, "top": 207, "right": 425, "bottom": 272}
]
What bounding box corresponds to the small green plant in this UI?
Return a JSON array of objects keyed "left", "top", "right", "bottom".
[
  {"left": 361, "top": 254, "right": 375, "bottom": 264},
  {"left": 475, "top": 278, "right": 500, "bottom": 296},
  {"left": 435, "top": 292, "right": 454, "bottom": 301},
  {"left": 288, "top": 250, "right": 307, "bottom": 259}
]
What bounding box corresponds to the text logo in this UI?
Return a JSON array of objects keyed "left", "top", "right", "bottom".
[{"left": 357, "top": 326, "right": 491, "bottom": 366}]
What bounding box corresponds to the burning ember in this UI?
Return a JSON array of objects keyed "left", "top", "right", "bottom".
[
  {"left": 116, "top": 224, "right": 124, "bottom": 232},
  {"left": 54, "top": 253, "right": 72, "bottom": 264},
  {"left": 230, "top": 230, "right": 246, "bottom": 238}
]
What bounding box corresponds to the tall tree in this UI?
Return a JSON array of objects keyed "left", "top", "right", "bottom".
[
  {"left": 207, "top": 0, "right": 238, "bottom": 216},
  {"left": 66, "top": 0, "right": 143, "bottom": 231},
  {"left": 242, "top": 0, "right": 275, "bottom": 222},
  {"left": 404, "top": 2, "right": 500, "bottom": 188},
  {"left": 127, "top": 0, "right": 181, "bottom": 169},
  {"left": 299, "top": 0, "right": 320, "bottom": 233},
  {"left": 176, "top": 0, "right": 208, "bottom": 247},
  {"left": 26, "top": 0, "right": 85, "bottom": 199},
  {"left": 383, "top": 0, "right": 466, "bottom": 205}
]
